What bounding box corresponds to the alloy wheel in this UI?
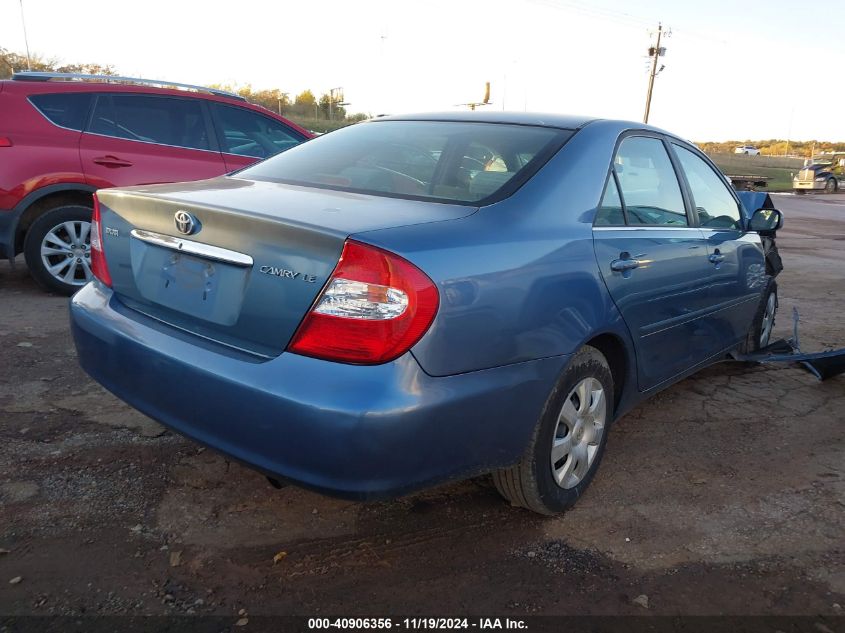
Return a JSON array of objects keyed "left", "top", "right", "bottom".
[{"left": 40, "top": 220, "right": 93, "bottom": 287}]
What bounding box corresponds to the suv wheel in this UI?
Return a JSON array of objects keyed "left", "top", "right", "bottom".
[
  {"left": 24, "top": 204, "right": 95, "bottom": 295},
  {"left": 741, "top": 278, "right": 777, "bottom": 353},
  {"left": 492, "top": 345, "right": 613, "bottom": 515}
]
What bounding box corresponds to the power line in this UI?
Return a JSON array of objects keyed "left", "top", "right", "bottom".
[
  {"left": 528, "top": 0, "right": 726, "bottom": 44},
  {"left": 553, "top": 0, "right": 652, "bottom": 26},
  {"left": 528, "top": 0, "right": 652, "bottom": 29}
]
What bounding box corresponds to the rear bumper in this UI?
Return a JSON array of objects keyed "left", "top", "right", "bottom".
[{"left": 70, "top": 283, "right": 569, "bottom": 499}]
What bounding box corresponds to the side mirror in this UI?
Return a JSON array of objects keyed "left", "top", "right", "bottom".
[{"left": 749, "top": 208, "right": 783, "bottom": 235}]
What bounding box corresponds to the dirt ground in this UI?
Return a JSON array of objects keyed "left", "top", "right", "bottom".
[{"left": 0, "top": 193, "right": 843, "bottom": 620}]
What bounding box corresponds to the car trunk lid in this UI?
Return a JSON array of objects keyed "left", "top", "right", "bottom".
[{"left": 96, "top": 176, "right": 475, "bottom": 357}]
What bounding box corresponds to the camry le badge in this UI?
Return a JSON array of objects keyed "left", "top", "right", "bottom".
[
  {"left": 174, "top": 210, "right": 199, "bottom": 235},
  {"left": 259, "top": 266, "right": 317, "bottom": 283}
]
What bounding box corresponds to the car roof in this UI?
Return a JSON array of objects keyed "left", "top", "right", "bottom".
[
  {"left": 373, "top": 111, "right": 599, "bottom": 130},
  {"left": 3, "top": 77, "right": 245, "bottom": 104},
  {"left": 1, "top": 76, "right": 313, "bottom": 138}
]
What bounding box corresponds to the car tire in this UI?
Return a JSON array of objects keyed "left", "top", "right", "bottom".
[
  {"left": 741, "top": 278, "right": 777, "bottom": 353},
  {"left": 23, "top": 203, "right": 95, "bottom": 296},
  {"left": 492, "top": 345, "right": 613, "bottom": 516},
  {"left": 825, "top": 178, "right": 837, "bottom": 194}
]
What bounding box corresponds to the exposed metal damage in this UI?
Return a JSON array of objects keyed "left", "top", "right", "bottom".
[
  {"left": 729, "top": 191, "right": 844, "bottom": 381},
  {"left": 731, "top": 307, "right": 845, "bottom": 381}
]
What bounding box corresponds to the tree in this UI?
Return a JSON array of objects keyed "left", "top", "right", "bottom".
[
  {"left": 208, "top": 84, "right": 293, "bottom": 115},
  {"left": 0, "top": 48, "right": 116, "bottom": 79},
  {"left": 294, "top": 90, "right": 316, "bottom": 106},
  {"left": 0, "top": 49, "right": 51, "bottom": 79},
  {"left": 318, "top": 92, "right": 346, "bottom": 120},
  {"left": 55, "top": 62, "right": 117, "bottom": 76},
  {"left": 1, "top": 48, "right": 371, "bottom": 130},
  {"left": 249, "top": 88, "right": 291, "bottom": 115}
]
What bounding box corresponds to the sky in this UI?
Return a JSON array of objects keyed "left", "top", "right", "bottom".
[{"left": 2, "top": 0, "right": 844, "bottom": 141}]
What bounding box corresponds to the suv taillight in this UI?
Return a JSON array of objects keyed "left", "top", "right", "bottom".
[
  {"left": 288, "top": 240, "right": 439, "bottom": 364},
  {"left": 90, "top": 193, "right": 112, "bottom": 287},
  {"left": 0, "top": 137, "right": 12, "bottom": 147}
]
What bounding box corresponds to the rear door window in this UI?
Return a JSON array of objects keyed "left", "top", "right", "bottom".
[
  {"left": 29, "top": 93, "right": 93, "bottom": 131},
  {"left": 88, "top": 94, "right": 210, "bottom": 151},
  {"left": 673, "top": 144, "right": 742, "bottom": 230},
  {"left": 595, "top": 173, "right": 625, "bottom": 226},
  {"left": 614, "top": 136, "right": 688, "bottom": 226},
  {"left": 212, "top": 103, "right": 305, "bottom": 158}
]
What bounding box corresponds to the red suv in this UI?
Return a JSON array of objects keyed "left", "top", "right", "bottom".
[{"left": 0, "top": 72, "right": 312, "bottom": 294}]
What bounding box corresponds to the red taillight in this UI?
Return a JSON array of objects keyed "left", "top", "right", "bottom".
[
  {"left": 0, "top": 137, "right": 12, "bottom": 147},
  {"left": 288, "top": 240, "right": 439, "bottom": 364},
  {"left": 90, "top": 193, "right": 112, "bottom": 287}
]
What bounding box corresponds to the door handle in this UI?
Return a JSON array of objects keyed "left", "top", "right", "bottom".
[
  {"left": 92, "top": 155, "right": 133, "bottom": 168},
  {"left": 708, "top": 251, "right": 725, "bottom": 264},
  {"left": 610, "top": 256, "right": 641, "bottom": 272}
]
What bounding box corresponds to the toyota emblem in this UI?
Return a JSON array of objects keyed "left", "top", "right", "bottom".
[{"left": 174, "top": 210, "right": 198, "bottom": 235}]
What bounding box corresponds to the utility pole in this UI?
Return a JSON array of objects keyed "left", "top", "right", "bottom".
[
  {"left": 329, "top": 87, "right": 339, "bottom": 121},
  {"left": 643, "top": 23, "right": 666, "bottom": 124},
  {"left": 328, "top": 87, "right": 348, "bottom": 121},
  {"left": 19, "top": 0, "right": 32, "bottom": 70},
  {"left": 785, "top": 107, "right": 794, "bottom": 157}
]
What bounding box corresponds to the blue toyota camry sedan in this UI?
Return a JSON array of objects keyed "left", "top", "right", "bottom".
[{"left": 70, "top": 112, "right": 782, "bottom": 515}]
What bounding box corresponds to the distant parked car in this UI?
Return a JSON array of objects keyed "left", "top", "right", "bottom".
[
  {"left": 70, "top": 112, "right": 784, "bottom": 515},
  {"left": 734, "top": 145, "right": 760, "bottom": 156},
  {"left": 0, "top": 72, "right": 312, "bottom": 294}
]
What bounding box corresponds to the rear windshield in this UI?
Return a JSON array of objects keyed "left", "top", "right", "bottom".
[{"left": 236, "top": 120, "right": 572, "bottom": 204}]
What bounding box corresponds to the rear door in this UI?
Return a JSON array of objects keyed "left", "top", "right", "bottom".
[
  {"left": 15, "top": 90, "right": 92, "bottom": 183},
  {"left": 209, "top": 102, "right": 308, "bottom": 172},
  {"left": 80, "top": 93, "right": 226, "bottom": 188},
  {"left": 593, "top": 135, "right": 715, "bottom": 390},
  {"left": 670, "top": 142, "right": 766, "bottom": 349}
]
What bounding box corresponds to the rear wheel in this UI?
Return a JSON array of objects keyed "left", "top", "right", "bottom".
[
  {"left": 492, "top": 346, "right": 613, "bottom": 515},
  {"left": 825, "top": 178, "right": 837, "bottom": 194},
  {"left": 23, "top": 204, "right": 94, "bottom": 295}
]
